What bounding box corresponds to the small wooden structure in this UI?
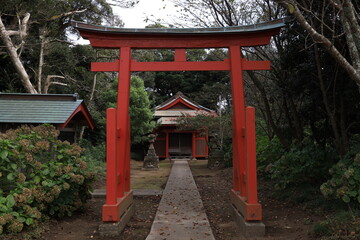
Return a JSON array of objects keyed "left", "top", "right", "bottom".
[
  {"left": 153, "top": 91, "right": 212, "bottom": 159},
  {"left": 0, "top": 93, "right": 95, "bottom": 142}
]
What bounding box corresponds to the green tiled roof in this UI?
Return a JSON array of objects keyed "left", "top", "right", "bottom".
[{"left": 0, "top": 94, "right": 83, "bottom": 124}]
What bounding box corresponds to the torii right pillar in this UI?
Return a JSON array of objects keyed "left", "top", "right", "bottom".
[{"left": 229, "top": 45, "right": 266, "bottom": 237}]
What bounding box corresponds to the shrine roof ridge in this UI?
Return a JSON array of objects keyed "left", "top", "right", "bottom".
[{"left": 71, "top": 18, "right": 287, "bottom": 35}]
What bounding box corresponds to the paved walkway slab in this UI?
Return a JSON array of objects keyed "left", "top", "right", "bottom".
[{"left": 146, "top": 160, "right": 215, "bottom": 240}]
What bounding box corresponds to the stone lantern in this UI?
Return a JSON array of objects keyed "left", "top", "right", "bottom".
[{"left": 142, "top": 133, "right": 159, "bottom": 170}]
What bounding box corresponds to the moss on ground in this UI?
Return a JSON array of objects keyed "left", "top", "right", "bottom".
[{"left": 130, "top": 160, "right": 171, "bottom": 190}]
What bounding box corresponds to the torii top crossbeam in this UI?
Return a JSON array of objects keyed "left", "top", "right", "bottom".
[
  {"left": 72, "top": 19, "right": 286, "bottom": 73},
  {"left": 71, "top": 19, "right": 286, "bottom": 49}
]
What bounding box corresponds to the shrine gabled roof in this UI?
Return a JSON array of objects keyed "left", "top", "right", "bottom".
[
  {"left": 71, "top": 18, "right": 287, "bottom": 35},
  {"left": 0, "top": 93, "right": 94, "bottom": 129},
  {"left": 155, "top": 91, "right": 211, "bottom": 112},
  {"left": 154, "top": 92, "right": 216, "bottom": 126}
]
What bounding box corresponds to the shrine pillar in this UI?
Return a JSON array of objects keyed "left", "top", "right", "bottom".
[
  {"left": 99, "top": 47, "right": 134, "bottom": 237},
  {"left": 229, "top": 46, "right": 264, "bottom": 237}
]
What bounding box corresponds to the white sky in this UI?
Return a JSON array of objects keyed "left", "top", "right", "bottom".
[
  {"left": 73, "top": 0, "right": 178, "bottom": 44},
  {"left": 114, "top": 0, "right": 178, "bottom": 28}
]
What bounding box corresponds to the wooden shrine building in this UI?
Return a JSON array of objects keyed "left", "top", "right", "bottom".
[
  {"left": 0, "top": 93, "right": 95, "bottom": 143},
  {"left": 153, "top": 92, "right": 213, "bottom": 159}
]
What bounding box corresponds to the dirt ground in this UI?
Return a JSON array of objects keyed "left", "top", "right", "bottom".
[
  {"left": 190, "top": 160, "right": 323, "bottom": 240},
  {"left": 39, "top": 160, "right": 170, "bottom": 240},
  {"left": 40, "top": 196, "right": 160, "bottom": 240},
  {"left": 36, "top": 160, "right": 324, "bottom": 240}
]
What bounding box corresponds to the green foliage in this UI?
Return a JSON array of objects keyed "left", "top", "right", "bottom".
[
  {"left": 177, "top": 111, "right": 231, "bottom": 152},
  {"left": 259, "top": 137, "right": 336, "bottom": 190},
  {"left": 320, "top": 137, "right": 360, "bottom": 204},
  {"left": 256, "top": 136, "right": 284, "bottom": 174},
  {"left": 130, "top": 76, "right": 156, "bottom": 144},
  {"left": 0, "top": 125, "right": 95, "bottom": 235},
  {"left": 311, "top": 210, "right": 360, "bottom": 239},
  {"left": 83, "top": 74, "right": 155, "bottom": 147},
  {"left": 222, "top": 142, "right": 233, "bottom": 168},
  {"left": 79, "top": 139, "right": 106, "bottom": 176}
]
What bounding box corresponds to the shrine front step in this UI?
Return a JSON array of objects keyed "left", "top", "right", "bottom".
[{"left": 169, "top": 155, "right": 192, "bottom": 160}]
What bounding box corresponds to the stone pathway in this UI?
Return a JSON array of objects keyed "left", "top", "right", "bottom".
[{"left": 146, "top": 160, "right": 215, "bottom": 240}]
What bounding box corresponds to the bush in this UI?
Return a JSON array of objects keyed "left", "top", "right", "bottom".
[
  {"left": 0, "top": 125, "right": 95, "bottom": 235},
  {"left": 223, "top": 142, "right": 232, "bottom": 168},
  {"left": 79, "top": 139, "right": 106, "bottom": 176},
  {"left": 311, "top": 210, "right": 360, "bottom": 239},
  {"left": 320, "top": 138, "right": 360, "bottom": 204},
  {"left": 256, "top": 136, "right": 283, "bottom": 174},
  {"left": 260, "top": 138, "right": 336, "bottom": 189}
]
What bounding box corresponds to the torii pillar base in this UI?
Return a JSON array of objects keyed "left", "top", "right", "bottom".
[
  {"left": 232, "top": 205, "right": 265, "bottom": 238},
  {"left": 99, "top": 200, "right": 135, "bottom": 237}
]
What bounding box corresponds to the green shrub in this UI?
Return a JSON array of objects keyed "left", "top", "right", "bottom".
[
  {"left": 80, "top": 139, "right": 106, "bottom": 176},
  {"left": 320, "top": 138, "right": 360, "bottom": 204},
  {"left": 311, "top": 210, "right": 360, "bottom": 239},
  {"left": 262, "top": 139, "right": 336, "bottom": 189},
  {"left": 312, "top": 221, "right": 331, "bottom": 237},
  {"left": 223, "top": 142, "right": 232, "bottom": 168},
  {"left": 0, "top": 125, "right": 95, "bottom": 235},
  {"left": 256, "top": 136, "right": 283, "bottom": 174}
]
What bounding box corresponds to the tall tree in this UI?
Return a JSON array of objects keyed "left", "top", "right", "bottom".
[
  {"left": 0, "top": 0, "right": 124, "bottom": 93},
  {"left": 272, "top": 0, "right": 360, "bottom": 90},
  {"left": 0, "top": 12, "right": 36, "bottom": 93},
  {"left": 130, "top": 76, "right": 156, "bottom": 144}
]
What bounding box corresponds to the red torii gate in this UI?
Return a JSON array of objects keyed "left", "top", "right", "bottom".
[{"left": 73, "top": 19, "right": 285, "bottom": 228}]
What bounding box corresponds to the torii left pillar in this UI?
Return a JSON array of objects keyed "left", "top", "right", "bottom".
[{"left": 98, "top": 47, "right": 133, "bottom": 237}]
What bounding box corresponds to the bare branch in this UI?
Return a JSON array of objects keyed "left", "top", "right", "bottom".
[
  {"left": 49, "top": 81, "right": 67, "bottom": 86},
  {"left": 44, "top": 75, "right": 66, "bottom": 93},
  {"left": 20, "top": 13, "right": 30, "bottom": 39},
  {"left": 47, "top": 9, "right": 86, "bottom": 21}
]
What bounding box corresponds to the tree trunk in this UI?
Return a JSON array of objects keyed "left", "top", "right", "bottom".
[
  {"left": 339, "top": 0, "right": 360, "bottom": 82},
  {"left": 0, "top": 13, "right": 37, "bottom": 93},
  {"left": 314, "top": 43, "right": 344, "bottom": 155},
  {"left": 247, "top": 70, "right": 291, "bottom": 149},
  {"left": 282, "top": 96, "right": 295, "bottom": 137},
  {"left": 79, "top": 72, "right": 98, "bottom": 141},
  {"left": 288, "top": 96, "right": 303, "bottom": 141},
  {"left": 339, "top": 95, "right": 349, "bottom": 153},
  {"left": 37, "top": 29, "right": 49, "bottom": 93},
  {"left": 43, "top": 75, "right": 66, "bottom": 93},
  {"left": 37, "top": 32, "right": 47, "bottom": 93},
  {"left": 341, "top": 0, "right": 360, "bottom": 51}
]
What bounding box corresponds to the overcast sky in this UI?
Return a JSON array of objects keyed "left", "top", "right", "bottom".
[
  {"left": 73, "top": 0, "right": 178, "bottom": 44},
  {"left": 114, "top": 0, "right": 178, "bottom": 28}
]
